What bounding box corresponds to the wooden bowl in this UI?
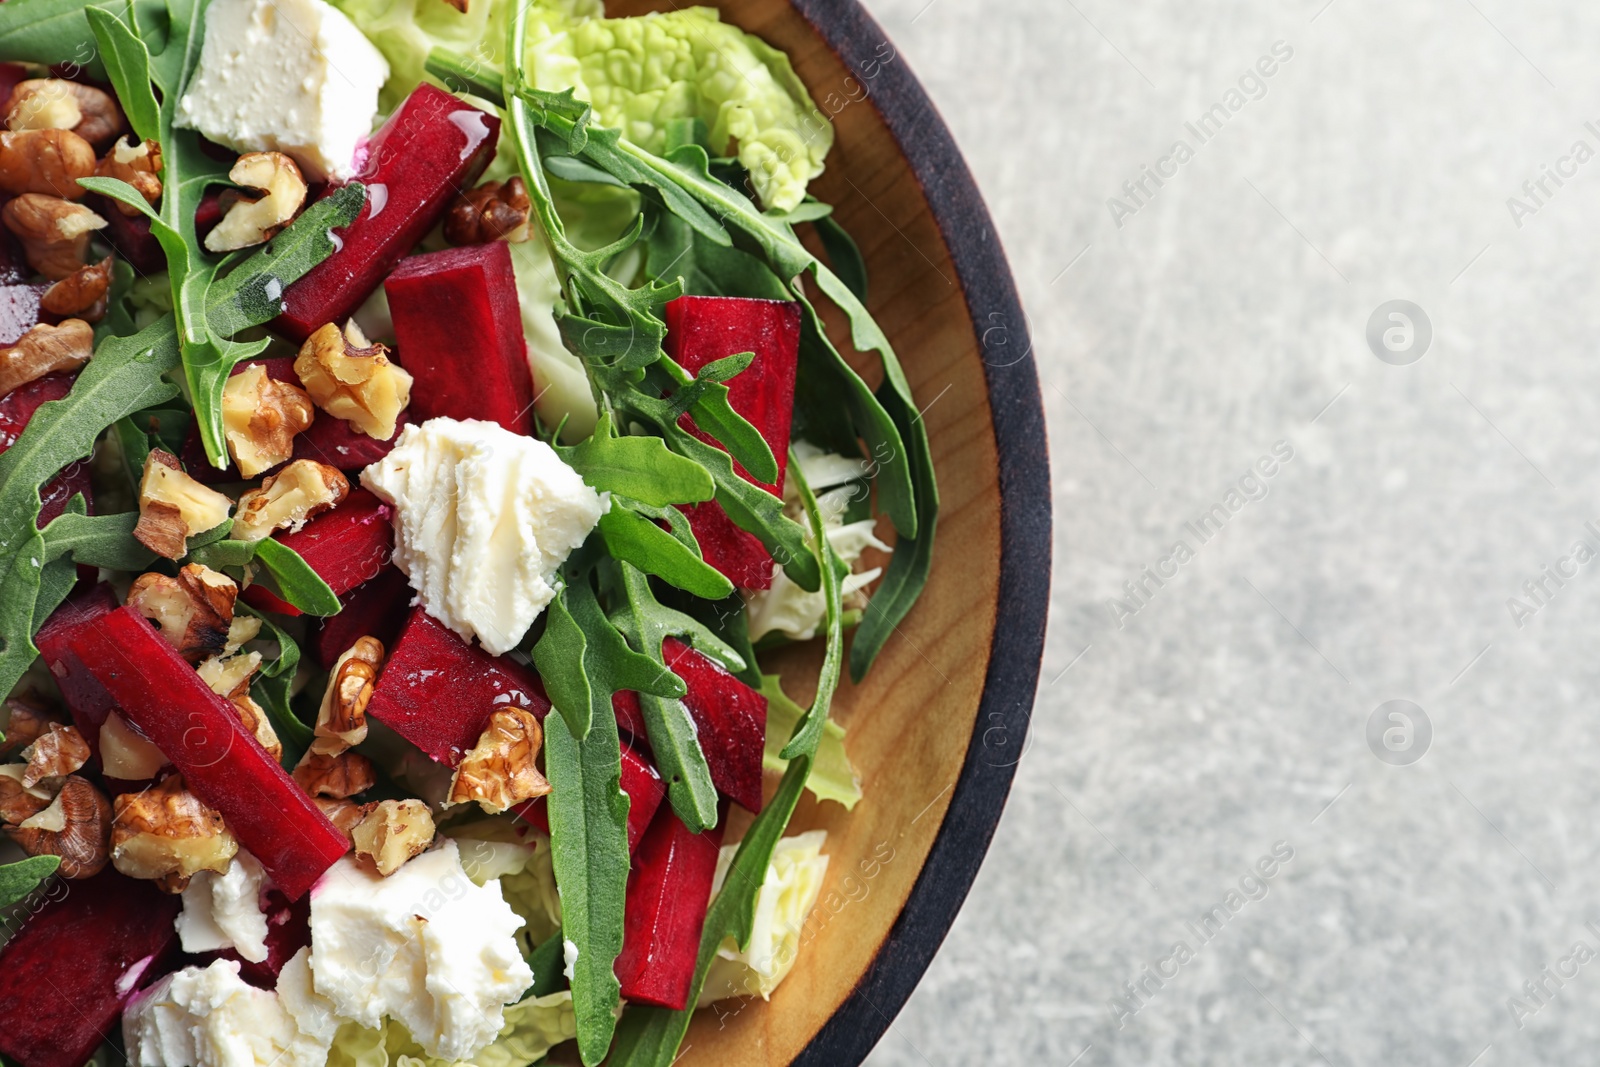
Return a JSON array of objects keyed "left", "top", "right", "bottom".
[{"left": 606, "top": 1, "right": 1051, "bottom": 1062}]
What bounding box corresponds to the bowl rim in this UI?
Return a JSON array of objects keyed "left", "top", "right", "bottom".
[{"left": 783, "top": 1, "right": 1052, "bottom": 1062}]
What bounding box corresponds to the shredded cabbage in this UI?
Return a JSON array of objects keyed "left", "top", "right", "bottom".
[
  {"left": 761, "top": 675, "right": 860, "bottom": 810},
  {"left": 332, "top": 0, "right": 831, "bottom": 210},
  {"left": 325, "top": 995, "right": 576, "bottom": 1067},
  {"left": 698, "top": 830, "right": 829, "bottom": 1005}
]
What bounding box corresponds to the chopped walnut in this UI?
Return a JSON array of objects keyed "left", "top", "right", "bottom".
[
  {"left": 205, "top": 152, "right": 307, "bottom": 252},
  {"left": 224, "top": 615, "right": 262, "bottom": 654},
  {"left": 293, "top": 750, "right": 377, "bottom": 800},
  {"left": 0, "top": 765, "right": 53, "bottom": 825},
  {"left": 448, "top": 707, "right": 551, "bottom": 814},
  {"left": 232, "top": 459, "right": 348, "bottom": 542},
  {"left": 40, "top": 256, "right": 111, "bottom": 322},
  {"left": 7, "top": 81, "right": 123, "bottom": 146},
  {"left": 312, "top": 796, "right": 364, "bottom": 842},
  {"left": 1, "top": 194, "right": 105, "bottom": 279},
  {"left": 294, "top": 321, "right": 413, "bottom": 441},
  {"left": 1, "top": 698, "right": 60, "bottom": 759},
  {"left": 230, "top": 693, "right": 282, "bottom": 764},
  {"left": 0, "top": 129, "right": 96, "bottom": 200},
  {"left": 7, "top": 775, "right": 111, "bottom": 879},
  {"left": 444, "top": 177, "right": 530, "bottom": 245},
  {"left": 133, "top": 450, "right": 233, "bottom": 559},
  {"left": 220, "top": 364, "right": 315, "bottom": 478},
  {"left": 197, "top": 649, "right": 261, "bottom": 700},
  {"left": 111, "top": 775, "right": 238, "bottom": 892},
  {"left": 20, "top": 723, "right": 90, "bottom": 788},
  {"left": 127, "top": 564, "right": 238, "bottom": 664},
  {"left": 93, "top": 136, "right": 161, "bottom": 215},
  {"left": 0, "top": 319, "right": 93, "bottom": 399},
  {"left": 350, "top": 799, "right": 434, "bottom": 876},
  {"left": 99, "top": 712, "right": 168, "bottom": 781},
  {"left": 311, "top": 637, "right": 383, "bottom": 756}
]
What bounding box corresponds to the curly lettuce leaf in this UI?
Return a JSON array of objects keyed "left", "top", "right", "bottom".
[
  {"left": 698, "top": 830, "right": 830, "bottom": 1005},
  {"left": 760, "top": 675, "right": 860, "bottom": 811},
  {"left": 325, "top": 998, "right": 577, "bottom": 1067}
]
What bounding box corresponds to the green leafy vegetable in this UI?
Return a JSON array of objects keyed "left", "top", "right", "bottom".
[
  {"left": 0, "top": 0, "right": 165, "bottom": 80},
  {"left": 555, "top": 413, "right": 712, "bottom": 507},
  {"left": 0, "top": 856, "right": 60, "bottom": 910},
  {"left": 542, "top": 702, "right": 629, "bottom": 1066},
  {"left": 525, "top": 928, "right": 567, "bottom": 999},
  {"left": 239, "top": 605, "right": 310, "bottom": 762},
  {"left": 252, "top": 539, "right": 341, "bottom": 616},
  {"left": 596, "top": 504, "right": 733, "bottom": 601},
  {"left": 777, "top": 459, "right": 843, "bottom": 760},
  {"left": 761, "top": 674, "right": 860, "bottom": 810}
]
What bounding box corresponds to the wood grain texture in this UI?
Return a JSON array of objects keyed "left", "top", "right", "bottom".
[{"left": 603, "top": 2, "right": 1005, "bottom": 1064}]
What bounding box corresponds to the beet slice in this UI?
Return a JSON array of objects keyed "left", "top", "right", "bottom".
[
  {"left": 33, "top": 582, "right": 120, "bottom": 755},
  {"left": 663, "top": 296, "right": 802, "bottom": 591},
  {"left": 384, "top": 241, "right": 534, "bottom": 435},
  {"left": 0, "top": 283, "right": 47, "bottom": 345},
  {"left": 275, "top": 85, "right": 500, "bottom": 341},
  {"left": 366, "top": 606, "right": 549, "bottom": 767},
  {"left": 240, "top": 488, "right": 394, "bottom": 617},
  {"left": 313, "top": 565, "right": 412, "bottom": 669},
  {"left": 613, "top": 637, "right": 766, "bottom": 812},
  {"left": 512, "top": 737, "right": 664, "bottom": 853},
  {"left": 0, "top": 373, "right": 94, "bottom": 527},
  {"left": 58, "top": 607, "right": 348, "bottom": 899},
  {"left": 0, "top": 869, "right": 181, "bottom": 1067},
  {"left": 613, "top": 807, "right": 724, "bottom": 1010}
]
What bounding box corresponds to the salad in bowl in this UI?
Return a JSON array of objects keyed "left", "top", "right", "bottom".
[{"left": 0, "top": 0, "right": 939, "bottom": 1064}]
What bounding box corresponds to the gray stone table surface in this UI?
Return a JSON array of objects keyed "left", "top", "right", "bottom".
[{"left": 855, "top": 1, "right": 1600, "bottom": 1065}]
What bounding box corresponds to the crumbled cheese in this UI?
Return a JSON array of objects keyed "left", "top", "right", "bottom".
[
  {"left": 362, "top": 418, "right": 605, "bottom": 655},
  {"left": 307, "top": 840, "right": 533, "bottom": 1061},
  {"left": 123, "top": 959, "right": 322, "bottom": 1067},
  {"left": 175, "top": 851, "right": 271, "bottom": 963},
  {"left": 176, "top": 0, "right": 388, "bottom": 181},
  {"left": 563, "top": 938, "right": 579, "bottom": 981}
]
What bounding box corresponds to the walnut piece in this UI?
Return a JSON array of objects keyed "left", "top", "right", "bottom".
[
  {"left": 350, "top": 798, "right": 434, "bottom": 876},
  {"left": 220, "top": 364, "right": 316, "bottom": 478},
  {"left": 293, "top": 750, "right": 377, "bottom": 800},
  {"left": 0, "top": 319, "right": 93, "bottom": 399},
  {"left": 133, "top": 449, "right": 233, "bottom": 559},
  {"left": 231, "top": 693, "right": 282, "bottom": 764},
  {"left": 312, "top": 796, "right": 364, "bottom": 842},
  {"left": 111, "top": 775, "right": 238, "bottom": 892},
  {"left": 0, "top": 765, "right": 53, "bottom": 825},
  {"left": 20, "top": 723, "right": 90, "bottom": 788},
  {"left": 7, "top": 80, "right": 123, "bottom": 146},
  {"left": 40, "top": 256, "right": 111, "bottom": 321},
  {"left": 1, "top": 698, "right": 60, "bottom": 759},
  {"left": 99, "top": 712, "right": 169, "bottom": 781},
  {"left": 444, "top": 177, "right": 529, "bottom": 245},
  {"left": 0, "top": 129, "right": 96, "bottom": 200},
  {"left": 448, "top": 707, "right": 551, "bottom": 814},
  {"left": 127, "top": 564, "right": 238, "bottom": 664},
  {"left": 224, "top": 615, "right": 262, "bottom": 654},
  {"left": 205, "top": 152, "right": 307, "bottom": 252},
  {"left": 94, "top": 136, "right": 162, "bottom": 215},
  {"left": 294, "top": 321, "right": 413, "bottom": 441},
  {"left": 232, "top": 459, "right": 348, "bottom": 541},
  {"left": 7, "top": 775, "right": 111, "bottom": 879},
  {"left": 311, "top": 637, "right": 383, "bottom": 756},
  {"left": 197, "top": 651, "right": 282, "bottom": 763},
  {"left": 1, "top": 194, "right": 105, "bottom": 279}
]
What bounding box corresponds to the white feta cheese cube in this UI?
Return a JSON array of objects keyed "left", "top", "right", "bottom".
[{"left": 177, "top": 0, "right": 389, "bottom": 181}]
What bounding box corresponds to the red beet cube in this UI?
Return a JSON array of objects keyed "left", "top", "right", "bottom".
[
  {"left": 366, "top": 607, "right": 549, "bottom": 766},
  {"left": 614, "top": 807, "right": 724, "bottom": 1010},
  {"left": 0, "top": 64, "right": 27, "bottom": 118},
  {"left": 240, "top": 488, "right": 394, "bottom": 616},
  {"left": 33, "top": 582, "right": 120, "bottom": 754},
  {"left": 613, "top": 637, "right": 766, "bottom": 813},
  {"left": 275, "top": 85, "right": 500, "bottom": 341},
  {"left": 663, "top": 296, "right": 801, "bottom": 591},
  {"left": 0, "top": 869, "right": 182, "bottom": 1067},
  {"left": 0, "top": 373, "right": 94, "bottom": 526},
  {"left": 0, "top": 283, "right": 47, "bottom": 344},
  {"left": 313, "top": 566, "right": 413, "bottom": 669},
  {"left": 384, "top": 241, "right": 533, "bottom": 435},
  {"left": 58, "top": 607, "right": 349, "bottom": 899}
]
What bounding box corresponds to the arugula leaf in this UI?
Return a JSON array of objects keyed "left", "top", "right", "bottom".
[
  {"left": 597, "top": 505, "right": 734, "bottom": 601},
  {"left": 251, "top": 540, "right": 341, "bottom": 616},
  {"left": 543, "top": 705, "right": 629, "bottom": 1066},
  {"left": 532, "top": 586, "right": 593, "bottom": 740},
  {"left": 0, "top": 855, "right": 60, "bottom": 910},
  {"left": 812, "top": 210, "right": 869, "bottom": 303},
  {"left": 0, "top": 0, "right": 165, "bottom": 80},
  {"left": 554, "top": 413, "right": 712, "bottom": 507},
  {"left": 525, "top": 927, "right": 567, "bottom": 999},
  {"left": 777, "top": 458, "right": 844, "bottom": 761},
  {"left": 39, "top": 509, "right": 155, "bottom": 572},
  {"left": 644, "top": 210, "right": 791, "bottom": 301},
  {"left": 761, "top": 674, "right": 860, "bottom": 809},
  {"left": 239, "top": 605, "right": 310, "bottom": 763}
]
